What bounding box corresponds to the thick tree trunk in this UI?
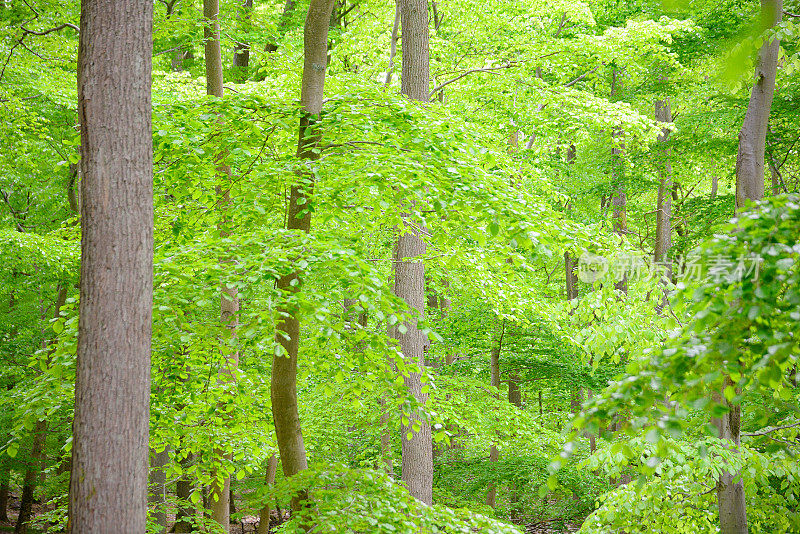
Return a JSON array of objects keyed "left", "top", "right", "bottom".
[
  {"left": 149, "top": 447, "right": 170, "bottom": 534},
  {"left": 394, "top": 0, "right": 434, "bottom": 506},
  {"left": 255, "top": 454, "right": 278, "bottom": 534},
  {"left": 736, "top": 0, "right": 782, "bottom": 209},
  {"left": 69, "top": 1, "right": 153, "bottom": 530},
  {"left": 716, "top": 380, "right": 747, "bottom": 534},
  {"left": 272, "top": 0, "right": 336, "bottom": 516},
  {"left": 485, "top": 319, "right": 505, "bottom": 508},
  {"left": 717, "top": 4, "right": 782, "bottom": 533}
]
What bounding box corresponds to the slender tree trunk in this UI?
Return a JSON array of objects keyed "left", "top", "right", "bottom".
[
  {"left": 485, "top": 319, "right": 505, "bottom": 508},
  {"left": 609, "top": 66, "right": 627, "bottom": 293},
  {"left": 0, "top": 462, "right": 9, "bottom": 522},
  {"left": 203, "top": 0, "right": 240, "bottom": 528},
  {"left": 654, "top": 92, "right": 673, "bottom": 267},
  {"left": 272, "top": 0, "right": 336, "bottom": 516},
  {"left": 149, "top": 447, "right": 170, "bottom": 534},
  {"left": 384, "top": 2, "right": 401, "bottom": 86},
  {"left": 233, "top": 0, "right": 254, "bottom": 72},
  {"left": 15, "top": 419, "right": 47, "bottom": 534},
  {"left": 69, "top": 1, "right": 153, "bottom": 530},
  {"left": 255, "top": 454, "right": 278, "bottom": 534},
  {"left": 265, "top": 0, "right": 297, "bottom": 52},
  {"left": 394, "top": 0, "right": 434, "bottom": 506},
  {"left": 654, "top": 86, "right": 673, "bottom": 312},
  {"left": 173, "top": 452, "right": 196, "bottom": 533},
  {"left": 736, "top": 0, "right": 782, "bottom": 208}
]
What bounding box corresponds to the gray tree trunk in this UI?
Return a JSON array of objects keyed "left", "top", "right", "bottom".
[
  {"left": 149, "top": 447, "right": 170, "bottom": 534},
  {"left": 272, "top": 0, "right": 336, "bottom": 516},
  {"left": 485, "top": 319, "right": 505, "bottom": 508},
  {"left": 610, "top": 66, "right": 627, "bottom": 294},
  {"left": 233, "top": 0, "right": 254, "bottom": 69},
  {"left": 255, "top": 454, "right": 278, "bottom": 534},
  {"left": 203, "top": 0, "right": 240, "bottom": 527},
  {"left": 69, "top": 0, "right": 153, "bottom": 530},
  {"left": 736, "top": 0, "right": 782, "bottom": 208},
  {"left": 721, "top": 3, "right": 782, "bottom": 532},
  {"left": 394, "top": 0, "right": 434, "bottom": 506}
]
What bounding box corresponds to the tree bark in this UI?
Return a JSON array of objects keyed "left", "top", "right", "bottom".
[
  {"left": 149, "top": 447, "right": 170, "bottom": 534},
  {"left": 736, "top": 0, "right": 782, "bottom": 209},
  {"left": 255, "top": 454, "right": 278, "bottom": 534},
  {"left": 654, "top": 92, "right": 673, "bottom": 267},
  {"left": 172, "top": 452, "right": 196, "bottom": 533},
  {"left": 384, "top": 2, "right": 401, "bottom": 86},
  {"left": 272, "top": 0, "right": 336, "bottom": 516},
  {"left": 394, "top": 0, "right": 434, "bottom": 506},
  {"left": 610, "top": 66, "right": 627, "bottom": 294},
  {"left": 0, "top": 462, "right": 9, "bottom": 522},
  {"left": 233, "top": 0, "right": 254, "bottom": 72},
  {"left": 203, "top": 0, "right": 240, "bottom": 528},
  {"left": 485, "top": 319, "right": 505, "bottom": 508},
  {"left": 15, "top": 419, "right": 47, "bottom": 534},
  {"left": 69, "top": 1, "right": 153, "bottom": 531}
]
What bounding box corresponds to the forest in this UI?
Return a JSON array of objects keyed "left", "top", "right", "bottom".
[{"left": 1, "top": 0, "right": 799, "bottom": 532}]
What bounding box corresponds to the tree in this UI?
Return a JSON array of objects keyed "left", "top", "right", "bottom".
[
  {"left": 271, "top": 0, "right": 336, "bottom": 515},
  {"left": 394, "top": 0, "right": 434, "bottom": 506},
  {"left": 68, "top": 0, "right": 153, "bottom": 530},
  {"left": 203, "top": 0, "right": 240, "bottom": 528},
  {"left": 720, "top": 2, "right": 783, "bottom": 532}
]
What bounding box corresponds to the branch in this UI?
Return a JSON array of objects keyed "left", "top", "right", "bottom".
[
  {"left": 563, "top": 66, "right": 599, "bottom": 88},
  {"left": 784, "top": 10, "right": 800, "bottom": 18},
  {"left": 21, "top": 22, "right": 80, "bottom": 35},
  {"left": 742, "top": 422, "right": 800, "bottom": 438},
  {"left": 430, "top": 63, "right": 518, "bottom": 98}
]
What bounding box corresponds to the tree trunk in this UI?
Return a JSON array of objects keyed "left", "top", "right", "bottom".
[
  {"left": 265, "top": 0, "right": 297, "bottom": 52},
  {"left": 15, "top": 420, "right": 47, "bottom": 534},
  {"left": 654, "top": 87, "right": 673, "bottom": 312},
  {"left": 719, "top": 4, "right": 782, "bottom": 533},
  {"left": 149, "top": 447, "right": 170, "bottom": 534},
  {"left": 173, "top": 452, "right": 195, "bottom": 533},
  {"left": 255, "top": 454, "right": 278, "bottom": 534},
  {"left": 736, "top": 0, "right": 782, "bottom": 208},
  {"left": 485, "top": 319, "right": 505, "bottom": 508},
  {"left": 203, "top": 0, "right": 240, "bottom": 528},
  {"left": 394, "top": 0, "right": 434, "bottom": 506},
  {"left": 0, "top": 462, "right": 9, "bottom": 522},
  {"left": 233, "top": 0, "right": 254, "bottom": 73},
  {"left": 272, "top": 0, "right": 336, "bottom": 516},
  {"left": 69, "top": 1, "right": 153, "bottom": 530},
  {"left": 654, "top": 92, "right": 673, "bottom": 267},
  {"left": 384, "top": 2, "right": 401, "bottom": 86},
  {"left": 609, "top": 66, "right": 627, "bottom": 294}
]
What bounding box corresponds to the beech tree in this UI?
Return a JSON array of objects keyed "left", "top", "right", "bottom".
[
  {"left": 393, "top": 0, "right": 434, "bottom": 507},
  {"left": 68, "top": 0, "right": 153, "bottom": 531}
]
